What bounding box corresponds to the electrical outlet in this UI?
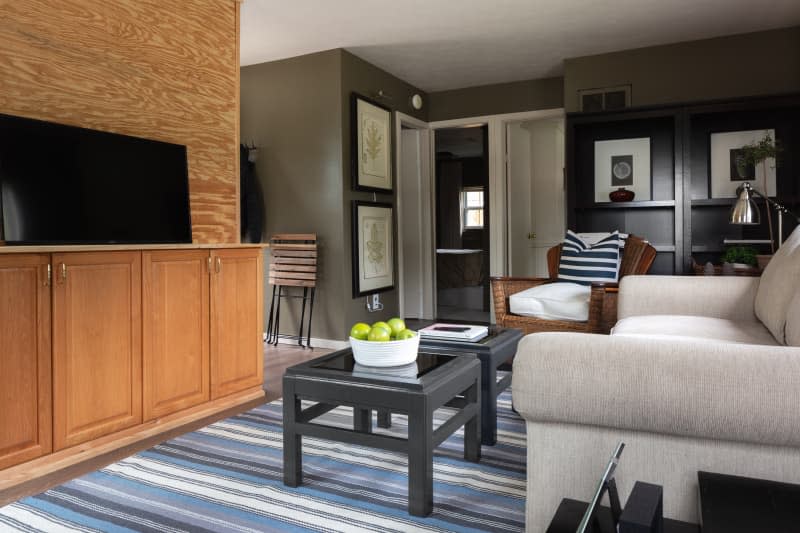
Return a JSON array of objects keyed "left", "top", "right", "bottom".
[{"left": 372, "top": 294, "right": 380, "bottom": 307}]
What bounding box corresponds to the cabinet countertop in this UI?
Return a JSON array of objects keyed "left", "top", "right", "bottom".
[{"left": 0, "top": 243, "right": 269, "bottom": 254}]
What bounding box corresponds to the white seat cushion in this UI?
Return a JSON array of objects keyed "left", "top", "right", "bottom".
[
  {"left": 612, "top": 315, "right": 779, "bottom": 346},
  {"left": 509, "top": 282, "right": 590, "bottom": 322}
]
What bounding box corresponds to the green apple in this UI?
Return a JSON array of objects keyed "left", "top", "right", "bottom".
[
  {"left": 387, "top": 317, "right": 406, "bottom": 337},
  {"left": 349, "top": 322, "right": 371, "bottom": 340},
  {"left": 395, "top": 329, "right": 416, "bottom": 340},
  {"left": 367, "top": 326, "right": 391, "bottom": 342},
  {"left": 371, "top": 321, "right": 391, "bottom": 334}
]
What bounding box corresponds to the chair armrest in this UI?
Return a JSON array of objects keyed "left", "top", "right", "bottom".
[
  {"left": 512, "top": 333, "right": 800, "bottom": 447},
  {"left": 618, "top": 275, "right": 760, "bottom": 321},
  {"left": 587, "top": 282, "right": 618, "bottom": 334},
  {"left": 490, "top": 276, "right": 554, "bottom": 321}
]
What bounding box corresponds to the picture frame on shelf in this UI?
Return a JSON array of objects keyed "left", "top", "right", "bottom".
[
  {"left": 709, "top": 129, "right": 776, "bottom": 198},
  {"left": 352, "top": 201, "right": 394, "bottom": 297},
  {"left": 593, "top": 137, "right": 652, "bottom": 203},
  {"left": 351, "top": 93, "right": 392, "bottom": 192}
]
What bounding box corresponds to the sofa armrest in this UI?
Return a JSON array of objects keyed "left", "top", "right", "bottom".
[
  {"left": 618, "top": 275, "right": 760, "bottom": 321},
  {"left": 512, "top": 332, "right": 800, "bottom": 447}
]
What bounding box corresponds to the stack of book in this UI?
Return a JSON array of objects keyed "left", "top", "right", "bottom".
[{"left": 418, "top": 323, "right": 489, "bottom": 342}]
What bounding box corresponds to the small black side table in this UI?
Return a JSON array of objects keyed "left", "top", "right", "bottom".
[
  {"left": 283, "top": 348, "right": 481, "bottom": 517},
  {"left": 547, "top": 499, "right": 699, "bottom": 533},
  {"left": 699, "top": 471, "right": 800, "bottom": 532},
  {"left": 405, "top": 320, "right": 524, "bottom": 445}
]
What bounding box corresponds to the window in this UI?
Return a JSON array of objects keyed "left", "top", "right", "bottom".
[{"left": 461, "top": 188, "right": 484, "bottom": 230}]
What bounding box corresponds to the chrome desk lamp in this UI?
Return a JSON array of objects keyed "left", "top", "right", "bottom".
[{"left": 730, "top": 182, "right": 800, "bottom": 248}]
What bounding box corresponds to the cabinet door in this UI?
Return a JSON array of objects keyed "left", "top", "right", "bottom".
[
  {"left": 0, "top": 254, "right": 51, "bottom": 469},
  {"left": 210, "top": 249, "right": 263, "bottom": 399},
  {"left": 53, "top": 251, "right": 142, "bottom": 450},
  {"left": 142, "top": 250, "right": 209, "bottom": 420}
]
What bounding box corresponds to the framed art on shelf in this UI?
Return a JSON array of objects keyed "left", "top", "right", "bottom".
[
  {"left": 709, "top": 129, "right": 776, "bottom": 198},
  {"left": 593, "top": 137, "right": 652, "bottom": 202},
  {"left": 352, "top": 201, "right": 394, "bottom": 297},
  {"left": 352, "top": 93, "right": 392, "bottom": 192}
]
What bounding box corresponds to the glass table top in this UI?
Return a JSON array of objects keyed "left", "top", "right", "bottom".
[{"left": 311, "top": 351, "right": 456, "bottom": 380}]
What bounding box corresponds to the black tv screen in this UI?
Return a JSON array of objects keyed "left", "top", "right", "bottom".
[{"left": 0, "top": 113, "right": 191, "bottom": 244}]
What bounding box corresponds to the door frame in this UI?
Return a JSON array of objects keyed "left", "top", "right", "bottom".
[
  {"left": 394, "top": 111, "right": 434, "bottom": 319},
  {"left": 429, "top": 108, "right": 564, "bottom": 279}
]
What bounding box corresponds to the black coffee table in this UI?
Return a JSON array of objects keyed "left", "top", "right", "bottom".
[
  {"left": 282, "top": 348, "right": 481, "bottom": 517},
  {"left": 405, "top": 320, "right": 524, "bottom": 445}
]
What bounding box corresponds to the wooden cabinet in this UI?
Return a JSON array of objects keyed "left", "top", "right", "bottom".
[
  {"left": 210, "top": 248, "right": 263, "bottom": 399},
  {"left": 52, "top": 251, "right": 142, "bottom": 450},
  {"left": 0, "top": 254, "right": 51, "bottom": 469},
  {"left": 142, "top": 250, "right": 210, "bottom": 421}
]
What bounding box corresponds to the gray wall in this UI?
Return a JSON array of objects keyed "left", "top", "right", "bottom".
[
  {"left": 427, "top": 77, "right": 564, "bottom": 121},
  {"left": 340, "top": 50, "right": 427, "bottom": 332},
  {"left": 564, "top": 26, "right": 800, "bottom": 112},
  {"left": 240, "top": 50, "right": 344, "bottom": 341}
]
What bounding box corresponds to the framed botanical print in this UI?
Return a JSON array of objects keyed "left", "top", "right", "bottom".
[
  {"left": 352, "top": 201, "right": 394, "bottom": 297},
  {"left": 709, "top": 129, "right": 776, "bottom": 198},
  {"left": 352, "top": 93, "right": 392, "bottom": 192}
]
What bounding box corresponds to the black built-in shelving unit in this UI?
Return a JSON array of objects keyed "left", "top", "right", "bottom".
[{"left": 566, "top": 93, "right": 800, "bottom": 274}]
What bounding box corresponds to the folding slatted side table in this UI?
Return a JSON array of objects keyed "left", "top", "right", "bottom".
[{"left": 266, "top": 234, "right": 317, "bottom": 347}]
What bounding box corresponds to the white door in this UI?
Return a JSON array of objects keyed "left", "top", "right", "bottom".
[
  {"left": 397, "top": 120, "right": 434, "bottom": 319},
  {"left": 507, "top": 117, "right": 565, "bottom": 277}
]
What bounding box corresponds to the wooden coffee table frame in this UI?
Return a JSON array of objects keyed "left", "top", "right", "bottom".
[{"left": 283, "top": 349, "right": 481, "bottom": 517}]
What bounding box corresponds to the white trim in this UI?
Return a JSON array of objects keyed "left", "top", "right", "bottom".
[
  {"left": 429, "top": 108, "right": 565, "bottom": 280},
  {"left": 395, "top": 111, "right": 434, "bottom": 320},
  {"left": 263, "top": 333, "right": 349, "bottom": 351}
]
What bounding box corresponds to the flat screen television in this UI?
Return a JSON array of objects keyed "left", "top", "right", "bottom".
[{"left": 0, "top": 113, "right": 192, "bottom": 245}]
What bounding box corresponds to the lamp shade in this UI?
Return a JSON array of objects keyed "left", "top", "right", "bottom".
[{"left": 730, "top": 184, "right": 760, "bottom": 225}]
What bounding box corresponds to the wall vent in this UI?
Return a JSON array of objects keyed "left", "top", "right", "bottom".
[{"left": 578, "top": 85, "right": 632, "bottom": 112}]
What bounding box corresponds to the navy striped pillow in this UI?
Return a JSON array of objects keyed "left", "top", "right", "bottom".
[{"left": 557, "top": 230, "right": 621, "bottom": 285}]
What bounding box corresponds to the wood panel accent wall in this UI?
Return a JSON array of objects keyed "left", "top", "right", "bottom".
[{"left": 0, "top": 0, "right": 241, "bottom": 243}]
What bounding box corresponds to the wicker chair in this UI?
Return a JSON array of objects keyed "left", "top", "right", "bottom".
[{"left": 491, "top": 235, "right": 657, "bottom": 335}]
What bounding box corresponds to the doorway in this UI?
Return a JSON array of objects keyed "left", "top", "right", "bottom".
[
  {"left": 506, "top": 117, "right": 566, "bottom": 277},
  {"left": 434, "top": 125, "right": 490, "bottom": 323}
]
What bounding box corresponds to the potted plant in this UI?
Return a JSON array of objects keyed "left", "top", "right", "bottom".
[{"left": 721, "top": 246, "right": 758, "bottom": 270}]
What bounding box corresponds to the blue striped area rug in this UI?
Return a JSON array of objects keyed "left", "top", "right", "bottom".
[{"left": 0, "top": 390, "right": 526, "bottom": 532}]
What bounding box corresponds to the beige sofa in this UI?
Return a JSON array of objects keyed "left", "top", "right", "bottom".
[{"left": 513, "top": 227, "right": 800, "bottom": 530}]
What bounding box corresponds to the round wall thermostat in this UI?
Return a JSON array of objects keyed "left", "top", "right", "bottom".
[{"left": 411, "top": 94, "right": 423, "bottom": 110}]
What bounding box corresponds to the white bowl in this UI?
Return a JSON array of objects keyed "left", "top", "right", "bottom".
[{"left": 349, "top": 334, "right": 420, "bottom": 367}]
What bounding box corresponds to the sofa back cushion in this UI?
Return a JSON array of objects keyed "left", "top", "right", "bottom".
[
  {"left": 557, "top": 230, "right": 621, "bottom": 285},
  {"left": 785, "top": 290, "right": 800, "bottom": 347},
  {"left": 755, "top": 227, "right": 800, "bottom": 344}
]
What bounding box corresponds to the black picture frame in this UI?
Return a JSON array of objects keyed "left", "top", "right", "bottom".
[
  {"left": 352, "top": 200, "right": 395, "bottom": 298},
  {"left": 351, "top": 92, "right": 393, "bottom": 193}
]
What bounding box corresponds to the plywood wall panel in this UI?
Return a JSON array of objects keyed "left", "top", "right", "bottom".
[{"left": 0, "top": 0, "right": 240, "bottom": 243}]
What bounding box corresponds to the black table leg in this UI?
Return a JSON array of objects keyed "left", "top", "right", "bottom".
[
  {"left": 408, "top": 400, "right": 433, "bottom": 517},
  {"left": 465, "top": 379, "right": 481, "bottom": 462},
  {"left": 377, "top": 409, "right": 392, "bottom": 428},
  {"left": 354, "top": 408, "right": 372, "bottom": 433},
  {"left": 481, "top": 359, "right": 497, "bottom": 446},
  {"left": 282, "top": 377, "right": 302, "bottom": 487}
]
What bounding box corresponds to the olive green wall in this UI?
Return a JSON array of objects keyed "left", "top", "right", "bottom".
[
  {"left": 240, "top": 50, "right": 344, "bottom": 341},
  {"left": 564, "top": 26, "right": 800, "bottom": 112},
  {"left": 340, "top": 50, "right": 427, "bottom": 333},
  {"left": 240, "top": 49, "right": 427, "bottom": 341},
  {"left": 427, "top": 77, "right": 564, "bottom": 121}
]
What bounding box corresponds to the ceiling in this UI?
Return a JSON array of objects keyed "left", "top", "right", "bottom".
[{"left": 240, "top": 0, "right": 800, "bottom": 93}]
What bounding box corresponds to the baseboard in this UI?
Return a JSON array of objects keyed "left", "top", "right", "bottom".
[{"left": 263, "top": 332, "right": 348, "bottom": 350}]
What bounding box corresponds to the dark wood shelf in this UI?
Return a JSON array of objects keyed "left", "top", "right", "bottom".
[
  {"left": 576, "top": 200, "right": 676, "bottom": 210},
  {"left": 692, "top": 245, "right": 723, "bottom": 253},
  {"left": 691, "top": 198, "right": 735, "bottom": 206}
]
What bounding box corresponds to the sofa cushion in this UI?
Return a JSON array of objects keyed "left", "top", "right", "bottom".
[
  {"left": 755, "top": 226, "right": 800, "bottom": 344},
  {"left": 557, "top": 230, "right": 621, "bottom": 285},
  {"left": 509, "top": 282, "right": 590, "bottom": 321},
  {"left": 786, "top": 290, "right": 800, "bottom": 347},
  {"left": 612, "top": 314, "right": 779, "bottom": 346}
]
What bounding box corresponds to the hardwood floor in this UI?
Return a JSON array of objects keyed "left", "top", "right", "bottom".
[{"left": 0, "top": 342, "right": 329, "bottom": 507}]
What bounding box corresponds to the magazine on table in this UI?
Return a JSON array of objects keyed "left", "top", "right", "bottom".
[{"left": 418, "top": 323, "right": 489, "bottom": 342}]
